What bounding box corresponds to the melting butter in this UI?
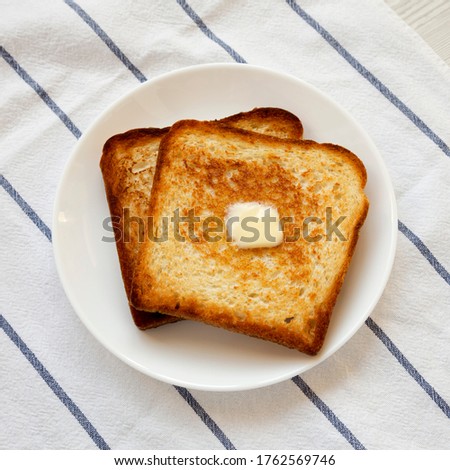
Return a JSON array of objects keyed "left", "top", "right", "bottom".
[{"left": 225, "top": 202, "right": 283, "bottom": 249}]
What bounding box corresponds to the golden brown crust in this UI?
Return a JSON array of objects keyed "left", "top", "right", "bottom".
[
  {"left": 306, "top": 197, "right": 369, "bottom": 353},
  {"left": 131, "top": 119, "right": 369, "bottom": 354},
  {"left": 217, "top": 107, "right": 303, "bottom": 139},
  {"left": 100, "top": 109, "right": 304, "bottom": 329},
  {"left": 100, "top": 127, "right": 179, "bottom": 329}
]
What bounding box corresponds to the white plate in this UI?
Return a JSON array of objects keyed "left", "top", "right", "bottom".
[{"left": 53, "top": 63, "right": 397, "bottom": 391}]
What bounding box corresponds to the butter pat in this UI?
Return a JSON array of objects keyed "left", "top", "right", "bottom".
[{"left": 226, "top": 202, "right": 283, "bottom": 249}]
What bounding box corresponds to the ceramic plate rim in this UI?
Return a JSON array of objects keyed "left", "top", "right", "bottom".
[{"left": 53, "top": 63, "right": 397, "bottom": 391}]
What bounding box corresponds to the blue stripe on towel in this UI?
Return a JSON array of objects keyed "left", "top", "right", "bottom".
[
  {"left": 398, "top": 221, "right": 450, "bottom": 286},
  {"left": 0, "top": 174, "right": 52, "bottom": 242},
  {"left": 286, "top": 0, "right": 450, "bottom": 158},
  {"left": 64, "top": 0, "right": 147, "bottom": 83},
  {"left": 0, "top": 313, "right": 110, "bottom": 449},
  {"left": 366, "top": 317, "right": 450, "bottom": 419},
  {"left": 291, "top": 376, "right": 366, "bottom": 449},
  {"left": 176, "top": 0, "right": 246, "bottom": 63},
  {"left": 0, "top": 46, "right": 81, "bottom": 139},
  {"left": 174, "top": 386, "right": 236, "bottom": 450},
  {"left": 1, "top": 163, "right": 110, "bottom": 450}
]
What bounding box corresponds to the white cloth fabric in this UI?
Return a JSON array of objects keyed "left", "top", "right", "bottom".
[{"left": 1, "top": 0, "right": 450, "bottom": 450}]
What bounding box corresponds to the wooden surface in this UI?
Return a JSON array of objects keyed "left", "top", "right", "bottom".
[{"left": 385, "top": 0, "right": 450, "bottom": 65}]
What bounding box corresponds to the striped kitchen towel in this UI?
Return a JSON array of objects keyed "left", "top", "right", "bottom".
[{"left": 1, "top": 0, "right": 449, "bottom": 450}]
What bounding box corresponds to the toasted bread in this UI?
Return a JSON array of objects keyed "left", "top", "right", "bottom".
[
  {"left": 130, "top": 120, "right": 368, "bottom": 354},
  {"left": 100, "top": 108, "right": 304, "bottom": 329}
]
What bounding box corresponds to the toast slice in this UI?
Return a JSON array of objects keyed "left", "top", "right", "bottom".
[
  {"left": 130, "top": 120, "right": 368, "bottom": 354},
  {"left": 100, "top": 108, "right": 303, "bottom": 329}
]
